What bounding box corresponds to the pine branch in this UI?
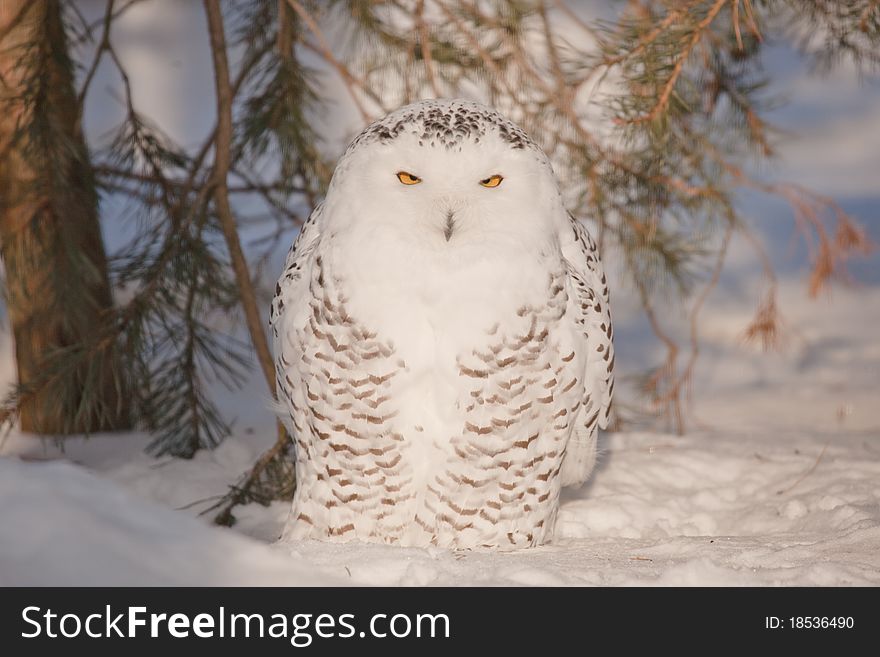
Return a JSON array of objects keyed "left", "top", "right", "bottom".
[
  {"left": 75, "top": 0, "right": 115, "bottom": 126},
  {"left": 415, "top": 0, "right": 442, "bottom": 97},
  {"left": 204, "top": 0, "right": 277, "bottom": 398},
  {"left": 286, "top": 0, "right": 376, "bottom": 121},
  {"left": 628, "top": 0, "right": 728, "bottom": 124},
  {"left": 207, "top": 428, "right": 295, "bottom": 527}
]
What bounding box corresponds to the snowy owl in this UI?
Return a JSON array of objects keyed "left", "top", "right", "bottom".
[{"left": 271, "top": 99, "right": 613, "bottom": 549}]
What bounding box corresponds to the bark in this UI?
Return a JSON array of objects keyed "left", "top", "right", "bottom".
[{"left": 0, "top": 0, "right": 129, "bottom": 433}]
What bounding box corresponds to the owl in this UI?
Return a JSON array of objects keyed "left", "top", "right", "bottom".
[{"left": 271, "top": 99, "right": 613, "bottom": 549}]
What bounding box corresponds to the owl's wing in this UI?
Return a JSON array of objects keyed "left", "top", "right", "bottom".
[
  {"left": 270, "top": 203, "right": 323, "bottom": 429},
  {"left": 270, "top": 202, "right": 323, "bottom": 334},
  {"left": 559, "top": 214, "right": 614, "bottom": 487}
]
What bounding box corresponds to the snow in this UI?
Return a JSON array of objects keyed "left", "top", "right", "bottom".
[
  {"left": 1, "top": 278, "right": 878, "bottom": 586},
  {"left": 2, "top": 423, "right": 877, "bottom": 586},
  {"left": 282, "top": 428, "right": 880, "bottom": 586},
  {"left": 0, "top": 458, "right": 336, "bottom": 587}
]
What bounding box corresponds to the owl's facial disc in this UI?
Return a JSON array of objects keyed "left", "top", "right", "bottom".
[
  {"left": 332, "top": 103, "right": 561, "bottom": 249},
  {"left": 394, "top": 169, "right": 504, "bottom": 242}
]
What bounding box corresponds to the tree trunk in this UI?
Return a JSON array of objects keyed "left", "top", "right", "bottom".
[{"left": 0, "top": 0, "right": 129, "bottom": 433}]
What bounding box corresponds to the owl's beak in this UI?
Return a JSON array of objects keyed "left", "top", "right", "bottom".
[{"left": 444, "top": 210, "right": 455, "bottom": 242}]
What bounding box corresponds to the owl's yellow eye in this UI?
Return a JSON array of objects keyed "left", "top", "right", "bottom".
[
  {"left": 479, "top": 174, "right": 503, "bottom": 188},
  {"left": 396, "top": 171, "right": 422, "bottom": 185}
]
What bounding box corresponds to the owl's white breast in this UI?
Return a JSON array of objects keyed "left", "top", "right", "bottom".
[{"left": 318, "top": 200, "right": 565, "bottom": 450}]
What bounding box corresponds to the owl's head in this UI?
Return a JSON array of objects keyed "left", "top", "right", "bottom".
[{"left": 323, "top": 99, "right": 565, "bottom": 247}]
